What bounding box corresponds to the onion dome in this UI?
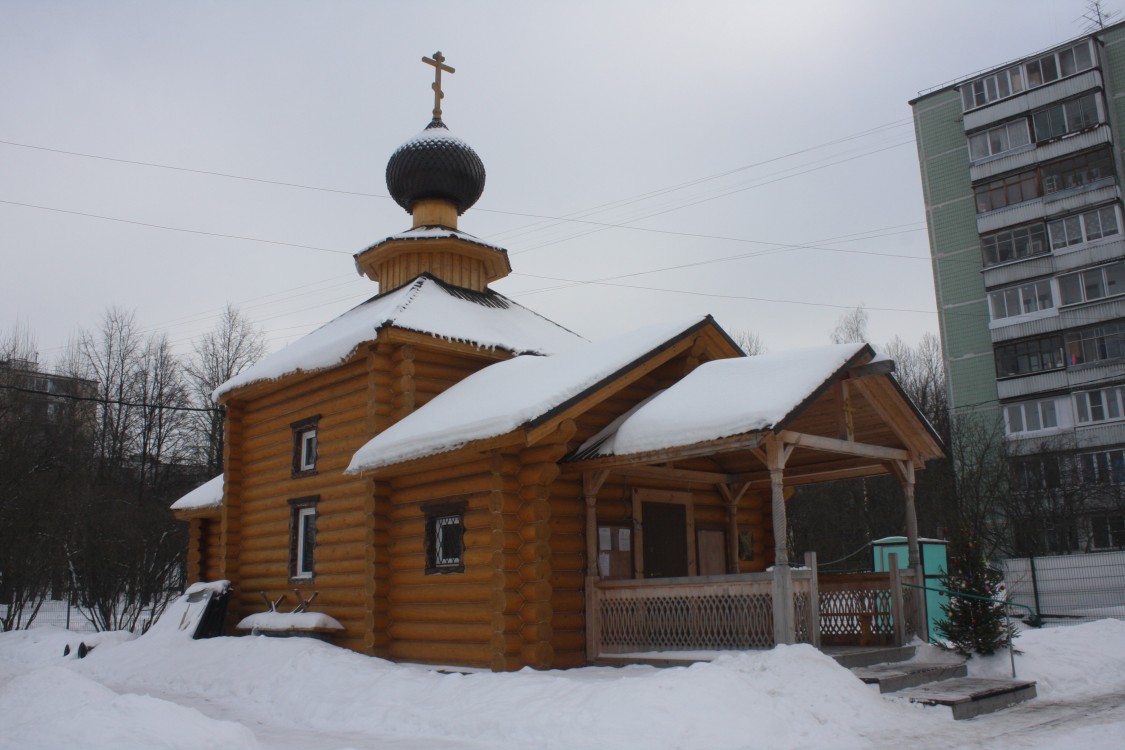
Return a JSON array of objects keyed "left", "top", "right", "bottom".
[{"left": 385, "top": 119, "right": 486, "bottom": 216}]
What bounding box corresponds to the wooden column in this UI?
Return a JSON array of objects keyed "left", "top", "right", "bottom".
[
  {"left": 765, "top": 435, "right": 795, "bottom": 646},
  {"left": 803, "top": 551, "right": 820, "bottom": 647},
  {"left": 717, "top": 482, "right": 750, "bottom": 575},
  {"left": 893, "top": 458, "right": 928, "bottom": 642},
  {"left": 583, "top": 470, "right": 609, "bottom": 664}
]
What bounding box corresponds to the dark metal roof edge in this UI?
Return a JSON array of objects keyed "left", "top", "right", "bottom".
[{"left": 772, "top": 343, "right": 876, "bottom": 435}]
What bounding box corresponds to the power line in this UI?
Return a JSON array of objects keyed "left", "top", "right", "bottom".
[
  {"left": 0, "top": 382, "right": 219, "bottom": 413},
  {"left": 0, "top": 199, "right": 351, "bottom": 255}
]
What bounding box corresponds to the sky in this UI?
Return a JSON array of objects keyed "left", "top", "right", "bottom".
[{"left": 0, "top": 0, "right": 1111, "bottom": 370}]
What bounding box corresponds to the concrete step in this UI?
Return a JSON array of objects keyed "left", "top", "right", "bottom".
[
  {"left": 852, "top": 661, "right": 968, "bottom": 693},
  {"left": 828, "top": 645, "right": 916, "bottom": 669},
  {"left": 895, "top": 677, "right": 1038, "bottom": 720}
]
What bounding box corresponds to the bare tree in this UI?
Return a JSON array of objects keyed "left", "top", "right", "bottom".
[
  {"left": 80, "top": 307, "right": 142, "bottom": 477},
  {"left": 731, "top": 330, "right": 767, "bottom": 356},
  {"left": 185, "top": 304, "right": 266, "bottom": 474},
  {"left": 829, "top": 305, "right": 869, "bottom": 344},
  {"left": 135, "top": 334, "right": 193, "bottom": 496}
]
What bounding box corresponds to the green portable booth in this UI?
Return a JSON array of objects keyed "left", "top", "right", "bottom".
[{"left": 872, "top": 536, "right": 948, "bottom": 641}]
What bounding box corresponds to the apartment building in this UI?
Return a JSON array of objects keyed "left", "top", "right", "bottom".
[{"left": 912, "top": 24, "right": 1125, "bottom": 552}]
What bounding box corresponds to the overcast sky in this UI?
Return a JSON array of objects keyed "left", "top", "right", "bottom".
[{"left": 0, "top": 0, "right": 1108, "bottom": 369}]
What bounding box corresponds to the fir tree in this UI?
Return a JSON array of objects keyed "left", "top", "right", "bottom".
[{"left": 934, "top": 533, "right": 1017, "bottom": 656}]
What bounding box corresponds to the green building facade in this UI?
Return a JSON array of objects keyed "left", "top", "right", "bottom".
[{"left": 912, "top": 24, "right": 1125, "bottom": 553}]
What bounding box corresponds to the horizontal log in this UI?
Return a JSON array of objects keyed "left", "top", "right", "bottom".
[
  {"left": 552, "top": 612, "right": 585, "bottom": 631},
  {"left": 391, "top": 455, "right": 501, "bottom": 489},
  {"left": 388, "top": 583, "right": 492, "bottom": 604},
  {"left": 390, "top": 473, "right": 503, "bottom": 506},
  {"left": 389, "top": 602, "right": 497, "bottom": 625},
  {"left": 389, "top": 566, "right": 492, "bottom": 587},
  {"left": 388, "top": 621, "right": 493, "bottom": 642},
  {"left": 387, "top": 640, "right": 492, "bottom": 668},
  {"left": 548, "top": 534, "right": 585, "bottom": 556}
]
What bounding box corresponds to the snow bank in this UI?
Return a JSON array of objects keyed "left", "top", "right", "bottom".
[
  {"left": 0, "top": 666, "right": 258, "bottom": 750},
  {"left": 4, "top": 620, "right": 1125, "bottom": 749}
]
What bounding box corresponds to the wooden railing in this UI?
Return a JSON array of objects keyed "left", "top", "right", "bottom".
[
  {"left": 818, "top": 568, "right": 918, "bottom": 646},
  {"left": 587, "top": 570, "right": 817, "bottom": 658},
  {"left": 586, "top": 559, "right": 920, "bottom": 661}
]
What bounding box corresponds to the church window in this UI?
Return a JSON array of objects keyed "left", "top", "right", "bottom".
[
  {"left": 424, "top": 501, "right": 465, "bottom": 574},
  {"left": 289, "top": 496, "right": 319, "bottom": 581},
  {"left": 291, "top": 415, "right": 320, "bottom": 476}
]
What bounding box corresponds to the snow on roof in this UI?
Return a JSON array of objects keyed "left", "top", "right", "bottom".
[
  {"left": 170, "top": 475, "right": 223, "bottom": 511},
  {"left": 371, "top": 225, "right": 506, "bottom": 253},
  {"left": 573, "top": 342, "right": 869, "bottom": 459},
  {"left": 214, "top": 275, "right": 585, "bottom": 399},
  {"left": 346, "top": 318, "right": 709, "bottom": 474}
]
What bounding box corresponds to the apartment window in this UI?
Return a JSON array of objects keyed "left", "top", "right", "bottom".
[
  {"left": 1091, "top": 514, "right": 1125, "bottom": 549},
  {"left": 1065, "top": 320, "right": 1125, "bottom": 365},
  {"left": 1074, "top": 385, "right": 1125, "bottom": 424},
  {"left": 988, "top": 279, "right": 1054, "bottom": 321},
  {"left": 981, "top": 223, "right": 1047, "bottom": 266},
  {"left": 291, "top": 415, "right": 320, "bottom": 476},
  {"left": 1049, "top": 205, "right": 1120, "bottom": 250},
  {"left": 1033, "top": 93, "right": 1100, "bottom": 142},
  {"left": 960, "top": 40, "right": 1095, "bottom": 112},
  {"left": 969, "top": 119, "right": 1032, "bottom": 161},
  {"left": 1078, "top": 449, "right": 1125, "bottom": 485},
  {"left": 1004, "top": 398, "right": 1060, "bottom": 435},
  {"left": 1041, "top": 148, "right": 1114, "bottom": 195},
  {"left": 994, "top": 335, "right": 1064, "bottom": 378},
  {"left": 961, "top": 65, "right": 1024, "bottom": 110},
  {"left": 289, "top": 497, "right": 319, "bottom": 580},
  {"left": 1010, "top": 456, "right": 1063, "bottom": 493},
  {"left": 1025, "top": 40, "right": 1095, "bottom": 87},
  {"left": 1058, "top": 260, "right": 1125, "bottom": 306},
  {"left": 424, "top": 501, "right": 465, "bottom": 574},
  {"left": 974, "top": 169, "right": 1039, "bottom": 212}
]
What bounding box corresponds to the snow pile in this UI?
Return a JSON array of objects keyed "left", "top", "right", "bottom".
[
  {"left": 377, "top": 225, "right": 507, "bottom": 251},
  {"left": 236, "top": 611, "right": 343, "bottom": 632},
  {"left": 347, "top": 318, "right": 707, "bottom": 473},
  {"left": 215, "top": 276, "right": 584, "bottom": 399},
  {"left": 169, "top": 475, "right": 222, "bottom": 511},
  {"left": 3, "top": 620, "right": 1125, "bottom": 749}
]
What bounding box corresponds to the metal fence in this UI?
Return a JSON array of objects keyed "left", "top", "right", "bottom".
[
  {"left": 1, "top": 599, "right": 165, "bottom": 633},
  {"left": 1000, "top": 550, "right": 1125, "bottom": 625}
]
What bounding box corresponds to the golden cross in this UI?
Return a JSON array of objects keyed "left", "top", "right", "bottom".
[{"left": 422, "top": 51, "right": 455, "bottom": 120}]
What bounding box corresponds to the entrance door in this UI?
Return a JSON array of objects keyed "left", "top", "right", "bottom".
[{"left": 642, "top": 501, "right": 689, "bottom": 578}]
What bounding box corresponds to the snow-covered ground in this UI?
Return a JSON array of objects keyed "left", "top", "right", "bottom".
[{"left": 2, "top": 620, "right": 1124, "bottom": 750}]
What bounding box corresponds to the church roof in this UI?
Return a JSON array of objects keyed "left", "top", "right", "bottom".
[
  {"left": 345, "top": 318, "right": 714, "bottom": 474},
  {"left": 214, "top": 274, "right": 585, "bottom": 400},
  {"left": 567, "top": 343, "right": 871, "bottom": 460}
]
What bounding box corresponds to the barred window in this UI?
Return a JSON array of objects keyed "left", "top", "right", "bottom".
[{"left": 424, "top": 501, "right": 465, "bottom": 574}]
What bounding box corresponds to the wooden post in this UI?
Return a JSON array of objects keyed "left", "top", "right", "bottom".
[
  {"left": 898, "top": 460, "right": 928, "bottom": 642},
  {"left": 583, "top": 470, "right": 609, "bottom": 664},
  {"left": 804, "top": 551, "right": 820, "bottom": 648},
  {"left": 718, "top": 482, "right": 750, "bottom": 575},
  {"left": 888, "top": 552, "right": 906, "bottom": 647},
  {"left": 766, "top": 436, "right": 795, "bottom": 646}
]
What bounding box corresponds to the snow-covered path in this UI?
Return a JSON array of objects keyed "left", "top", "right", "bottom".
[{"left": 2, "top": 620, "right": 1124, "bottom": 750}]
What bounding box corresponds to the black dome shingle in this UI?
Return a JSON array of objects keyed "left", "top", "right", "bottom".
[{"left": 386, "top": 120, "right": 486, "bottom": 215}]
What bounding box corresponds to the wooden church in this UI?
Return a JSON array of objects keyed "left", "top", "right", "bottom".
[{"left": 173, "top": 53, "right": 943, "bottom": 671}]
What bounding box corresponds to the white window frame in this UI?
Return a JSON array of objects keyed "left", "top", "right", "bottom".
[
  {"left": 299, "top": 428, "right": 317, "bottom": 472},
  {"left": 988, "top": 279, "right": 1055, "bottom": 324},
  {"left": 1090, "top": 513, "right": 1125, "bottom": 549},
  {"left": 1004, "top": 398, "right": 1062, "bottom": 436},
  {"left": 981, "top": 223, "right": 1048, "bottom": 267},
  {"left": 970, "top": 119, "right": 1032, "bottom": 162},
  {"left": 1065, "top": 320, "right": 1125, "bottom": 366},
  {"left": 1058, "top": 260, "right": 1125, "bottom": 306},
  {"left": 1074, "top": 386, "right": 1125, "bottom": 425},
  {"left": 960, "top": 40, "right": 1095, "bottom": 112},
  {"left": 294, "top": 505, "right": 317, "bottom": 579},
  {"left": 1078, "top": 449, "right": 1125, "bottom": 485},
  {"left": 1049, "top": 206, "right": 1121, "bottom": 251},
  {"left": 1033, "top": 92, "right": 1101, "bottom": 143}
]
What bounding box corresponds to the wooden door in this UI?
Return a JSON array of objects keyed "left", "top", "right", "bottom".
[
  {"left": 642, "top": 501, "right": 689, "bottom": 578},
  {"left": 697, "top": 528, "right": 727, "bottom": 576}
]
